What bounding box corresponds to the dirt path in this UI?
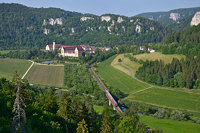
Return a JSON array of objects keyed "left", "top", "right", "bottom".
[
  {"left": 21, "top": 61, "right": 34, "bottom": 79},
  {"left": 119, "top": 57, "right": 153, "bottom": 94}
]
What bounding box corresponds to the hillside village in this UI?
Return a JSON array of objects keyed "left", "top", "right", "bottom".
[{"left": 46, "top": 41, "right": 112, "bottom": 57}]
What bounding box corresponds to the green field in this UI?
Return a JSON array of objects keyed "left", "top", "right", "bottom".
[
  {"left": 96, "top": 55, "right": 200, "bottom": 114},
  {"left": 25, "top": 64, "right": 64, "bottom": 87},
  {"left": 0, "top": 58, "right": 32, "bottom": 80},
  {"left": 96, "top": 56, "right": 149, "bottom": 94},
  {"left": 0, "top": 50, "right": 26, "bottom": 54},
  {"left": 93, "top": 105, "right": 103, "bottom": 114},
  {"left": 128, "top": 87, "right": 200, "bottom": 112},
  {"left": 134, "top": 52, "right": 185, "bottom": 64},
  {"left": 140, "top": 115, "right": 200, "bottom": 133}
]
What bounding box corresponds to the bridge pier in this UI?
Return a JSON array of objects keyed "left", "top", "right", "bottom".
[{"left": 109, "top": 99, "right": 111, "bottom": 106}]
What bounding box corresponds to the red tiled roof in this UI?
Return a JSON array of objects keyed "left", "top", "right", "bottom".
[
  {"left": 80, "top": 45, "right": 90, "bottom": 48},
  {"left": 48, "top": 45, "right": 53, "bottom": 48},
  {"left": 62, "top": 46, "right": 84, "bottom": 53},
  {"left": 76, "top": 46, "right": 84, "bottom": 51},
  {"left": 97, "top": 47, "right": 105, "bottom": 51},
  {"left": 47, "top": 44, "right": 62, "bottom": 49},
  {"left": 55, "top": 44, "right": 62, "bottom": 48}
]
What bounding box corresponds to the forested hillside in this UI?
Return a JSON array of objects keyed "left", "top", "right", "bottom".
[
  {"left": 0, "top": 72, "right": 164, "bottom": 133},
  {"left": 154, "top": 24, "right": 200, "bottom": 55},
  {"left": 136, "top": 55, "right": 200, "bottom": 89},
  {"left": 0, "top": 3, "right": 169, "bottom": 49},
  {"left": 137, "top": 7, "right": 200, "bottom": 25}
]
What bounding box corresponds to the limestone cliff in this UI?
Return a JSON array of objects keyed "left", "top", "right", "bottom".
[
  {"left": 169, "top": 13, "right": 180, "bottom": 21},
  {"left": 191, "top": 11, "right": 200, "bottom": 26},
  {"left": 80, "top": 17, "right": 94, "bottom": 21},
  {"left": 43, "top": 18, "right": 63, "bottom": 25},
  {"left": 101, "top": 16, "right": 111, "bottom": 22}
]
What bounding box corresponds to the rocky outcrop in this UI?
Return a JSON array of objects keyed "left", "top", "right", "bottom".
[
  {"left": 191, "top": 11, "right": 200, "bottom": 26},
  {"left": 71, "top": 28, "right": 75, "bottom": 33},
  {"left": 101, "top": 16, "right": 111, "bottom": 22},
  {"left": 80, "top": 17, "right": 94, "bottom": 21},
  {"left": 43, "top": 18, "right": 63, "bottom": 25},
  {"left": 150, "top": 27, "right": 154, "bottom": 31},
  {"left": 169, "top": 13, "right": 180, "bottom": 21},
  {"left": 130, "top": 19, "right": 134, "bottom": 22},
  {"left": 43, "top": 28, "right": 50, "bottom": 35},
  {"left": 117, "top": 17, "right": 124, "bottom": 23},
  {"left": 122, "top": 26, "right": 125, "bottom": 32},
  {"left": 135, "top": 25, "right": 141, "bottom": 33}
]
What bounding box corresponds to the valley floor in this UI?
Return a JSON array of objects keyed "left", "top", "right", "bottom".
[{"left": 95, "top": 53, "right": 200, "bottom": 132}]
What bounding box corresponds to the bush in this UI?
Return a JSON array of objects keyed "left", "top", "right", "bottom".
[
  {"left": 153, "top": 108, "right": 167, "bottom": 119},
  {"left": 118, "top": 58, "right": 122, "bottom": 62},
  {"left": 170, "top": 110, "right": 186, "bottom": 121}
]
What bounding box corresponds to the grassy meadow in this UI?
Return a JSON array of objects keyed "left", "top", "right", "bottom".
[
  {"left": 93, "top": 105, "right": 103, "bottom": 114},
  {"left": 0, "top": 50, "right": 26, "bottom": 54},
  {"left": 96, "top": 55, "right": 200, "bottom": 115},
  {"left": 140, "top": 115, "right": 200, "bottom": 133},
  {"left": 0, "top": 58, "right": 32, "bottom": 80},
  {"left": 128, "top": 87, "right": 200, "bottom": 112},
  {"left": 96, "top": 55, "right": 149, "bottom": 94},
  {"left": 134, "top": 52, "right": 185, "bottom": 64},
  {"left": 25, "top": 64, "right": 64, "bottom": 87}
]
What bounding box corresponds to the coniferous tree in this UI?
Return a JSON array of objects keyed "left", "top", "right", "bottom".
[
  {"left": 10, "top": 72, "right": 27, "bottom": 133},
  {"left": 100, "top": 105, "right": 113, "bottom": 133},
  {"left": 44, "top": 92, "right": 58, "bottom": 113},
  {"left": 76, "top": 119, "right": 89, "bottom": 133},
  {"left": 100, "top": 113, "right": 112, "bottom": 133},
  {"left": 57, "top": 92, "right": 73, "bottom": 133}
]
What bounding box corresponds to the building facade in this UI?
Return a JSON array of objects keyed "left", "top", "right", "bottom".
[{"left": 60, "top": 46, "right": 84, "bottom": 57}]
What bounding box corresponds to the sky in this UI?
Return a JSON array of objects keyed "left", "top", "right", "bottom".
[{"left": 0, "top": 0, "right": 200, "bottom": 16}]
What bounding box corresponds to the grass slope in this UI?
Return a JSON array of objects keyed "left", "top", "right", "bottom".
[
  {"left": 96, "top": 55, "right": 149, "bottom": 94},
  {"left": 0, "top": 58, "right": 31, "bottom": 80},
  {"left": 97, "top": 55, "right": 200, "bottom": 114},
  {"left": 25, "top": 64, "right": 64, "bottom": 87},
  {"left": 128, "top": 87, "right": 200, "bottom": 112},
  {"left": 140, "top": 115, "right": 200, "bottom": 133},
  {"left": 134, "top": 52, "right": 185, "bottom": 64},
  {"left": 93, "top": 105, "right": 103, "bottom": 114},
  {"left": 0, "top": 50, "right": 25, "bottom": 54}
]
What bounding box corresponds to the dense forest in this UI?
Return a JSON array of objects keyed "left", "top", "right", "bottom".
[
  {"left": 154, "top": 24, "right": 200, "bottom": 55},
  {"left": 0, "top": 3, "right": 171, "bottom": 50},
  {"left": 136, "top": 54, "right": 200, "bottom": 89},
  {"left": 63, "top": 64, "right": 107, "bottom": 105},
  {"left": 0, "top": 72, "right": 165, "bottom": 133},
  {"left": 137, "top": 7, "right": 200, "bottom": 25}
]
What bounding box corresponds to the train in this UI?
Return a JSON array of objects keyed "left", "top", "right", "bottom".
[{"left": 105, "top": 89, "right": 118, "bottom": 107}]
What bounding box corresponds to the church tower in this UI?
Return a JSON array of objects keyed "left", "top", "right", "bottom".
[{"left": 53, "top": 41, "right": 56, "bottom": 51}]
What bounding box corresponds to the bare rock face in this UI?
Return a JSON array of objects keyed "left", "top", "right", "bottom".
[
  {"left": 135, "top": 25, "right": 141, "bottom": 33},
  {"left": 71, "top": 28, "right": 75, "bottom": 33},
  {"left": 43, "top": 28, "right": 50, "bottom": 35},
  {"left": 101, "top": 16, "right": 111, "bottom": 22},
  {"left": 150, "top": 27, "right": 154, "bottom": 31},
  {"left": 107, "top": 26, "right": 112, "bottom": 32},
  {"left": 191, "top": 11, "right": 200, "bottom": 26},
  {"left": 130, "top": 19, "right": 134, "bottom": 22},
  {"left": 122, "top": 26, "right": 125, "bottom": 32},
  {"left": 117, "top": 17, "right": 124, "bottom": 23},
  {"left": 80, "top": 17, "right": 94, "bottom": 21},
  {"left": 169, "top": 13, "right": 180, "bottom": 21},
  {"left": 43, "top": 18, "right": 63, "bottom": 25}
]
